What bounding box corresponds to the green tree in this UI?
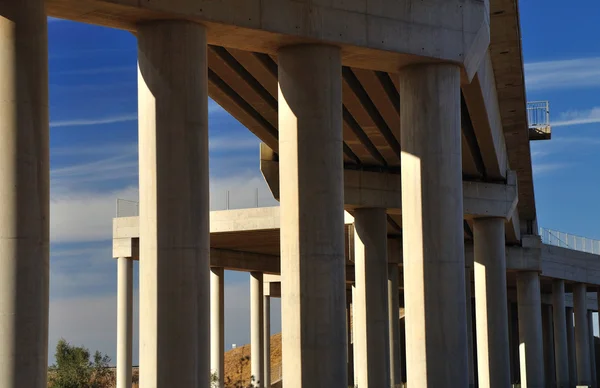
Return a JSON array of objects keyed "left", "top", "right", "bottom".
[{"left": 48, "top": 338, "right": 112, "bottom": 388}]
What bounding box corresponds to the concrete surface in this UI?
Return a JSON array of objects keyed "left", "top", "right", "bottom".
[
  {"left": 568, "top": 307, "right": 578, "bottom": 386},
  {"left": 137, "top": 21, "right": 210, "bottom": 388},
  {"left": 353, "top": 208, "right": 390, "bottom": 388},
  {"left": 0, "top": 1, "right": 49, "bottom": 387},
  {"left": 574, "top": 284, "right": 592, "bottom": 386},
  {"left": 473, "top": 218, "right": 511, "bottom": 387},
  {"left": 517, "top": 271, "right": 544, "bottom": 388},
  {"left": 263, "top": 295, "right": 271, "bottom": 388},
  {"left": 278, "top": 44, "right": 347, "bottom": 388},
  {"left": 399, "top": 63, "right": 468, "bottom": 387},
  {"left": 117, "top": 258, "right": 133, "bottom": 388},
  {"left": 251, "top": 272, "right": 264, "bottom": 387},
  {"left": 211, "top": 267, "right": 225, "bottom": 387},
  {"left": 388, "top": 264, "right": 402, "bottom": 388},
  {"left": 552, "top": 280, "right": 570, "bottom": 388}
]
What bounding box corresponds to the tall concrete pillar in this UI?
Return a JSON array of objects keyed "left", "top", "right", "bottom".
[
  {"left": 251, "top": 272, "right": 265, "bottom": 387},
  {"left": 552, "top": 280, "right": 570, "bottom": 388},
  {"left": 211, "top": 267, "right": 225, "bottom": 388},
  {"left": 574, "top": 283, "right": 591, "bottom": 385},
  {"left": 137, "top": 21, "right": 210, "bottom": 387},
  {"left": 389, "top": 264, "right": 402, "bottom": 388},
  {"left": 263, "top": 295, "right": 271, "bottom": 388},
  {"left": 473, "top": 218, "right": 511, "bottom": 387},
  {"left": 346, "top": 289, "right": 354, "bottom": 387},
  {"left": 588, "top": 310, "right": 597, "bottom": 388},
  {"left": 399, "top": 63, "right": 468, "bottom": 387},
  {"left": 543, "top": 303, "right": 556, "bottom": 387},
  {"left": 278, "top": 44, "right": 346, "bottom": 388},
  {"left": 566, "top": 307, "right": 577, "bottom": 386},
  {"left": 508, "top": 301, "right": 521, "bottom": 384},
  {"left": 117, "top": 258, "right": 133, "bottom": 388},
  {"left": 0, "top": 2, "right": 49, "bottom": 387},
  {"left": 516, "top": 271, "right": 544, "bottom": 388},
  {"left": 465, "top": 270, "right": 475, "bottom": 388},
  {"left": 353, "top": 208, "right": 390, "bottom": 388}
]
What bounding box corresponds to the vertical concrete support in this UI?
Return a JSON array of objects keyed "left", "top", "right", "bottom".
[
  {"left": 588, "top": 311, "right": 597, "bottom": 388},
  {"left": 251, "top": 272, "right": 265, "bottom": 387},
  {"left": 278, "top": 44, "right": 346, "bottom": 388},
  {"left": 263, "top": 295, "right": 271, "bottom": 388},
  {"left": 508, "top": 301, "right": 521, "bottom": 384},
  {"left": 353, "top": 208, "right": 390, "bottom": 388},
  {"left": 117, "top": 258, "right": 133, "bottom": 388},
  {"left": 465, "top": 270, "right": 475, "bottom": 388},
  {"left": 552, "top": 280, "right": 570, "bottom": 388},
  {"left": 346, "top": 289, "right": 354, "bottom": 388},
  {"left": 516, "top": 271, "right": 544, "bottom": 388},
  {"left": 473, "top": 218, "right": 511, "bottom": 387},
  {"left": 399, "top": 64, "right": 468, "bottom": 387},
  {"left": 567, "top": 307, "right": 577, "bottom": 386},
  {"left": 574, "top": 283, "right": 592, "bottom": 386},
  {"left": 389, "top": 264, "right": 402, "bottom": 388},
  {"left": 210, "top": 267, "right": 225, "bottom": 388},
  {"left": 0, "top": 2, "right": 49, "bottom": 387},
  {"left": 543, "top": 304, "right": 556, "bottom": 387},
  {"left": 137, "top": 21, "right": 210, "bottom": 388}
]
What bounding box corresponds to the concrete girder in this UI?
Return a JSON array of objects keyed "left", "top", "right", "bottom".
[
  {"left": 47, "top": 0, "right": 489, "bottom": 79},
  {"left": 261, "top": 149, "right": 518, "bottom": 224}
]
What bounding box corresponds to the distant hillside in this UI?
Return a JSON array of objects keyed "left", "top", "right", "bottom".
[{"left": 224, "top": 333, "right": 282, "bottom": 387}]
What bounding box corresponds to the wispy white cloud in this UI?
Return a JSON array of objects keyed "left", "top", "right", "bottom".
[
  {"left": 553, "top": 107, "right": 600, "bottom": 127},
  {"left": 525, "top": 57, "right": 600, "bottom": 91},
  {"left": 532, "top": 162, "right": 572, "bottom": 175},
  {"left": 50, "top": 114, "right": 137, "bottom": 128}
]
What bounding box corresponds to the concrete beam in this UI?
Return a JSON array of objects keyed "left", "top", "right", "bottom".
[
  {"left": 261, "top": 152, "right": 518, "bottom": 220},
  {"left": 46, "top": 0, "right": 488, "bottom": 78},
  {"left": 461, "top": 52, "right": 508, "bottom": 181},
  {"left": 541, "top": 244, "right": 600, "bottom": 285},
  {"left": 465, "top": 235, "right": 542, "bottom": 272}
]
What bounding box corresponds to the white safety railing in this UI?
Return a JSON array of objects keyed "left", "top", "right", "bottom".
[
  {"left": 527, "top": 100, "right": 550, "bottom": 129},
  {"left": 115, "top": 188, "right": 277, "bottom": 218},
  {"left": 540, "top": 227, "right": 600, "bottom": 255}
]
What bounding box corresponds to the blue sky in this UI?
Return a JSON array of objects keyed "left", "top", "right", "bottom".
[{"left": 47, "top": 1, "right": 600, "bottom": 364}]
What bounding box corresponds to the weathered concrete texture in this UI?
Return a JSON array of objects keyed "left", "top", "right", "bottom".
[
  {"left": 473, "top": 217, "right": 511, "bottom": 387},
  {"left": 137, "top": 21, "right": 210, "bottom": 388},
  {"left": 399, "top": 63, "right": 468, "bottom": 387},
  {"left": 567, "top": 307, "right": 578, "bottom": 386},
  {"left": 211, "top": 267, "right": 225, "bottom": 388},
  {"left": 263, "top": 295, "right": 271, "bottom": 388},
  {"left": 542, "top": 245, "right": 600, "bottom": 285},
  {"left": 574, "top": 284, "right": 592, "bottom": 386},
  {"left": 117, "top": 258, "right": 133, "bottom": 388},
  {"left": 517, "top": 271, "right": 544, "bottom": 388},
  {"left": 278, "top": 44, "right": 347, "bottom": 388},
  {"left": 552, "top": 280, "right": 570, "bottom": 388},
  {"left": 588, "top": 310, "right": 597, "bottom": 388},
  {"left": 346, "top": 289, "right": 355, "bottom": 388},
  {"left": 251, "top": 272, "right": 265, "bottom": 387},
  {"left": 466, "top": 272, "right": 475, "bottom": 388},
  {"left": 388, "top": 264, "right": 402, "bottom": 388},
  {"left": 543, "top": 304, "right": 556, "bottom": 387},
  {"left": 353, "top": 208, "right": 390, "bottom": 388},
  {"left": 0, "top": 1, "right": 49, "bottom": 387}
]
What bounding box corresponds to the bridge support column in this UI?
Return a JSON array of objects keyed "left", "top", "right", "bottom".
[
  {"left": 278, "top": 44, "right": 347, "bottom": 388},
  {"left": 0, "top": 1, "right": 49, "bottom": 387},
  {"left": 263, "top": 293, "right": 271, "bottom": 388},
  {"left": 588, "top": 310, "right": 597, "bottom": 388},
  {"left": 211, "top": 267, "right": 225, "bottom": 388},
  {"left": 517, "top": 271, "right": 544, "bottom": 388},
  {"left": 353, "top": 208, "right": 390, "bottom": 388},
  {"left": 389, "top": 263, "right": 402, "bottom": 388},
  {"left": 473, "top": 217, "right": 511, "bottom": 387},
  {"left": 347, "top": 289, "right": 355, "bottom": 388},
  {"left": 543, "top": 303, "right": 556, "bottom": 387},
  {"left": 138, "top": 21, "right": 210, "bottom": 387},
  {"left": 574, "top": 283, "right": 591, "bottom": 386},
  {"left": 466, "top": 270, "right": 476, "bottom": 388},
  {"left": 117, "top": 257, "right": 133, "bottom": 388},
  {"left": 567, "top": 306, "right": 577, "bottom": 386},
  {"left": 399, "top": 63, "right": 468, "bottom": 387},
  {"left": 251, "top": 272, "right": 265, "bottom": 387},
  {"left": 552, "top": 280, "right": 570, "bottom": 388}
]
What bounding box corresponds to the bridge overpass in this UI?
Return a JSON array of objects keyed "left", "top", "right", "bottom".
[{"left": 0, "top": 0, "right": 593, "bottom": 388}]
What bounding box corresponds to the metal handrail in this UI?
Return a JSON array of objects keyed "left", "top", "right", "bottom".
[
  {"left": 527, "top": 100, "right": 550, "bottom": 129},
  {"left": 540, "top": 227, "right": 600, "bottom": 255}
]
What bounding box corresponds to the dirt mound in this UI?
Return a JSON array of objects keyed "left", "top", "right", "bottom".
[{"left": 223, "top": 333, "right": 282, "bottom": 387}]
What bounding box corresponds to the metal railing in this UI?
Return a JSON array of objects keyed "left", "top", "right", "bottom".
[
  {"left": 527, "top": 101, "right": 550, "bottom": 129},
  {"left": 540, "top": 227, "right": 600, "bottom": 255},
  {"left": 115, "top": 188, "right": 276, "bottom": 218}
]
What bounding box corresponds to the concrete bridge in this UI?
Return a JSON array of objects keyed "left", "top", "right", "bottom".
[{"left": 0, "top": 0, "right": 596, "bottom": 387}]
